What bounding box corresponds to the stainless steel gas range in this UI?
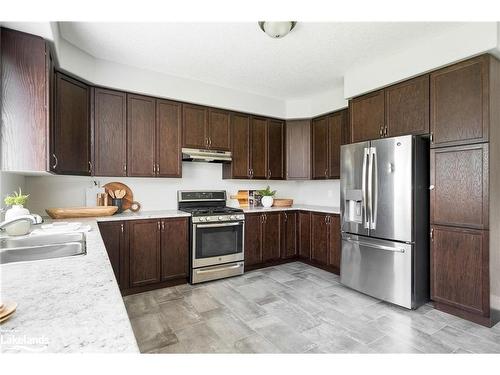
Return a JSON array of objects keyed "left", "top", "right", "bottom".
[{"left": 178, "top": 190, "right": 245, "bottom": 284}]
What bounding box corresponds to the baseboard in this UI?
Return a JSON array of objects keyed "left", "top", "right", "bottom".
[{"left": 433, "top": 302, "right": 492, "bottom": 327}]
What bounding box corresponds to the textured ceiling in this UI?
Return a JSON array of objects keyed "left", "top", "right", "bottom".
[{"left": 59, "top": 22, "right": 466, "bottom": 100}]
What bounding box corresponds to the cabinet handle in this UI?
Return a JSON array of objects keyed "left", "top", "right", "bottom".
[
  {"left": 324, "top": 169, "right": 328, "bottom": 178},
  {"left": 157, "top": 221, "right": 161, "bottom": 230},
  {"left": 88, "top": 161, "right": 92, "bottom": 174},
  {"left": 268, "top": 169, "right": 272, "bottom": 179},
  {"left": 209, "top": 137, "right": 212, "bottom": 147},
  {"left": 161, "top": 221, "right": 165, "bottom": 231},
  {"left": 123, "top": 164, "right": 127, "bottom": 173},
  {"left": 52, "top": 154, "right": 58, "bottom": 169},
  {"left": 157, "top": 164, "right": 160, "bottom": 175},
  {"left": 284, "top": 212, "right": 287, "bottom": 222},
  {"left": 379, "top": 126, "right": 383, "bottom": 138},
  {"left": 430, "top": 227, "right": 434, "bottom": 240},
  {"left": 121, "top": 223, "right": 124, "bottom": 233},
  {"left": 430, "top": 132, "right": 434, "bottom": 144},
  {"left": 384, "top": 126, "right": 388, "bottom": 137}
]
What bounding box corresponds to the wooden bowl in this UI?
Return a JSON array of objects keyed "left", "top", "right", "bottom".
[
  {"left": 45, "top": 206, "right": 118, "bottom": 219},
  {"left": 273, "top": 199, "right": 294, "bottom": 207}
]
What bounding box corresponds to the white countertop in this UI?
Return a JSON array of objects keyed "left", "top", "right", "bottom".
[
  {"left": 233, "top": 204, "right": 340, "bottom": 215},
  {"left": 0, "top": 218, "right": 139, "bottom": 353},
  {"left": 96, "top": 209, "right": 190, "bottom": 222}
]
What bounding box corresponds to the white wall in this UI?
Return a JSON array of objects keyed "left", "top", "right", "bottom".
[{"left": 24, "top": 162, "right": 339, "bottom": 216}]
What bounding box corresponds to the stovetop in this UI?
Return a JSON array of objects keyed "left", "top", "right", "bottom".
[{"left": 180, "top": 206, "right": 243, "bottom": 216}]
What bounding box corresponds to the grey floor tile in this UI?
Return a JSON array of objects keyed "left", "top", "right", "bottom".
[
  {"left": 262, "top": 299, "right": 322, "bottom": 332},
  {"left": 123, "top": 292, "right": 160, "bottom": 319},
  {"left": 301, "top": 322, "right": 351, "bottom": 345},
  {"left": 150, "top": 287, "right": 183, "bottom": 304},
  {"left": 275, "top": 290, "right": 324, "bottom": 315},
  {"left": 292, "top": 271, "right": 337, "bottom": 288},
  {"left": 205, "top": 311, "right": 256, "bottom": 344},
  {"left": 260, "top": 267, "right": 301, "bottom": 283},
  {"left": 158, "top": 299, "right": 202, "bottom": 331},
  {"left": 368, "top": 335, "right": 423, "bottom": 353},
  {"left": 317, "top": 334, "right": 375, "bottom": 353},
  {"left": 233, "top": 334, "right": 281, "bottom": 353},
  {"left": 174, "top": 321, "right": 232, "bottom": 353},
  {"left": 183, "top": 288, "right": 221, "bottom": 314},
  {"left": 247, "top": 315, "right": 317, "bottom": 353},
  {"left": 129, "top": 312, "right": 177, "bottom": 352},
  {"left": 431, "top": 325, "right": 500, "bottom": 353}
]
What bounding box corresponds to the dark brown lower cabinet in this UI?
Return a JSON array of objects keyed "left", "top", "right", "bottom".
[
  {"left": 282, "top": 211, "right": 297, "bottom": 259},
  {"left": 129, "top": 219, "right": 161, "bottom": 287},
  {"left": 262, "top": 212, "right": 281, "bottom": 262},
  {"left": 431, "top": 225, "right": 490, "bottom": 323},
  {"left": 244, "top": 213, "right": 263, "bottom": 266},
  {"left": 311, "top": 213, "right": 329, "bottom": 265},
  {"left": 298, "top": 211, "right": 311, "bottom": 259},
  {"left": 160, "top": 218, "right": 189, "bottom": 281},
  {"left": 98, "top": 221, "right": 127, "bottom": 289},
  {"left": 328, "top": 215, "right": 341, "bottom": 272}
]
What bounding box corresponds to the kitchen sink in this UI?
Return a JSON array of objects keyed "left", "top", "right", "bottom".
[{"left": 0, "top": 232, "right": 86, "bottom": 264}]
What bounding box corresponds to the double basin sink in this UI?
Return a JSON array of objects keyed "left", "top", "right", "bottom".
[{"left": 0, "top": 232, "right": 86, "bottom": 265}]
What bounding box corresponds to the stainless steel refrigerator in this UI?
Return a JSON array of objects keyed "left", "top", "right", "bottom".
[{"left": 340, "top": 135, "right": 429, "bottom": 309}]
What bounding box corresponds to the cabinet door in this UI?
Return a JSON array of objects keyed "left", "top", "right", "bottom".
[
  {"left": 328, "top": 111, "right": 344, "bottom": 179},
  {"left": 431, "top": 225, "right": 489, "bottom": 316},
  {"left": 386, "top": 75, "right": 430, "bottom": 137},
  {"left": 156, "top": 99, "right": 182, "bottom": 177},
  {"left": 349, "top": 90, "right": 385, "bottom": 143},
  {"left": 160, "top": 218, "right": 188, "bottom": 281},
  {"left": 311, "top": 213, "right": 329, "bottom": 265},
  {"left": 208, "top": 109, "right": 231, "bottom": 151},
  {"left": 267, "top": 119, "right": 285, "bottom": 180},
  {"left": 311, "top": 116, "right": 328, "bottom": 179},
  {"left": 430, "top": 55, "right": 489, "bottom": 147},
  {"left": 1, "top": 28, "right": 49, "bottom": 172},
  {"left": 298, "top": 211, "right": 311, "bottom": 259},
  {"left": 250, "top": 117, "right": 268, "bottom": 179},
  {"left": 182, "top": 104, "right": 207, "bottom": 149},
  {"left": 223, "top": 113, "right": 250, "bottom": 179},
  {"left": 129, "top": 220, "right": 161, "bottom": 287},
  {"left": 244, "top": 214, "right": 262, "bottom": 266},
  {"left": 262, "top": 212, "right": 281, "bottom": 262},
  {"left": 286, "top": 120, "right": 310, "bottom": 180},
  {"left": 98, "top": 221, "right": 126, "bottom": 289},
  {"left": 430, "top": 143, "right": 488, "bottom": 229},
  {"left": 282, "top": 211, "right": 297, "bottom": 259},
  {"left": 127, "top": 94, "right": 156, "bottom": 177},
  {"left": 94, "top": 88, "right": 127, "bottom": 176},
  {"left": 53, "top": 72, "right": 90, "bottom": 175},
  {"left": 327, "top": 215, "right": 341, "bottom": 273}
]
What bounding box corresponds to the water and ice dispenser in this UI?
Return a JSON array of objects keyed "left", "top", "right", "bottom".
[{"left": 344, "top": 189, "right": 363, "bottom": 223}]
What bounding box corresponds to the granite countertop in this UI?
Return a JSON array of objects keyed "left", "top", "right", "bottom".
[
  {"left": 0, "top": 218, "right": 139, "bottom": 353},
  {"left": 232, "top": 204, "right": 340, "bottom": 215},
  {"left": 96, "top": 209, "right": 190, "bottom": 222}
]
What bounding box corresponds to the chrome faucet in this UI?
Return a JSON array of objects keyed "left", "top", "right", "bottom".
[{"left": 0, "top": 214, "right": 44, "bottom": 232}]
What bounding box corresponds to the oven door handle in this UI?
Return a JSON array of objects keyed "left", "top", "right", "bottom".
[
  {"left": 195, "top": 222, "right": 244, "bottom": 228},
  {"left": 195, "top": 263, "right": 243, "bottom": 274}
]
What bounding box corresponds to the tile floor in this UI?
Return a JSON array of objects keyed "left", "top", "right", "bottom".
[{"left": 123, "top": 262, "right": 500, "bottom": 353}]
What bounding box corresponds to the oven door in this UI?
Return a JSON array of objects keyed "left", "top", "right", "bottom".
[{"left": 192, "top": 221, "right": 244, "bottom": 268}]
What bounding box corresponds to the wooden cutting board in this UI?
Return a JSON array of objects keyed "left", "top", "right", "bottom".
[
  {"left": 46, "top": 206, "right": 118, "bottom": 219},
  {"left": 103, "top": 182, "right": 133, "bottom": 211}
]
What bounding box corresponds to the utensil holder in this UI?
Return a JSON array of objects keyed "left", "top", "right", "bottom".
[{"left": 112, "top": 198, "right": 123, "bottom": 214}]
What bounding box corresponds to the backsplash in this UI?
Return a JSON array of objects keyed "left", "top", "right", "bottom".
[{"left": 24, "top": 162, "right": 340, "bottom": 216}]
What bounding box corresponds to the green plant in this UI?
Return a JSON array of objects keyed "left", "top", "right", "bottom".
[
  {"left": 257, "top": 185, "right": 276, "bottom": 197},
  {"left": 4, "top": 188, "right": 30, "bottom": 206}
]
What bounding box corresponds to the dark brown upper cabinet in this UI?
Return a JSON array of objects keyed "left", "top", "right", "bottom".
[
  {"left": 286, "top": 120, "right": 310, "bottom": 180},
  {"left": 160, "top": 217, "right": 189, "bottom": 281},
  {"left": 93, "top": 88, "right": 127, "bottom": 176},
  {"left": 311, "top": 109, "right": 346, "bottom": 179},
  {"left": 250, "top": 116, "right": 268, "bottom": 179},
  {"left": 223, "top": 113, "right": 251, "bottom": 179},
  {"left": 156, "top": 99, "right": 182, "bottom": 177},
  {"left": 349, "top": 90, "right": 385, "bottom": 143},
  {"left": 128, "top": 219, "right": 161, "bottom": 288},
  {"left": 430, "top": 55, "right": 490, "bottom": 148},
  {"left": 182, "top": 104, "right": 208, "bottom": 149},
  {"left": 1, "top": 27, "right": 53, "bottom": 172},
  {"left": 385, "top": 75, "right": 430, "bottom": 137},
  {"left": 208, "top": 109, "right": 231, "bottom": 151},
  {"left": 430, "top": 143, "right": 489, "bottom": 230},
  {"left": 53, "top": 72, "right": 91, "bottom": 175},
  {"left": 267, "top": 119, "right": 285, "bottom": 180},
  {"left": 281, "top": 211, "right": 297, "bottom": 259},
  {"left": 127, "top": 94, "right": 156, "bottom": 177},
  {"left": 431, "top": 225, "right": 489, "bottom": 317}
]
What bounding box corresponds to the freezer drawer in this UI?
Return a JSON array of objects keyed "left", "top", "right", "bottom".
[{"left": 340, "top": 233, "right": 413, "bottom": 309}]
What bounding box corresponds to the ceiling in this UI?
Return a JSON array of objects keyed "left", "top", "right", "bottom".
[{"left": 59, "top": 22, "right": 467, "bottom": 100}]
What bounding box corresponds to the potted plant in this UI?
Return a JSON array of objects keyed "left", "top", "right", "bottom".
[
  {"left": 257, "top": 186, "right": 276, "bottom": 208},
  {"left": 3, "top": 188, "right": 31, "bottom": 236}
]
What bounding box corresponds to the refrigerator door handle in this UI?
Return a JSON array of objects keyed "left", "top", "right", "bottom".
[
  {"left": 362, "top": 147, "right": 370, "bottom": 229},
  {"left": 344, "top": 237, "right": 405, "bottom": 253},
  {"left": 367, "top": 147, "right": 373, "bottom": 229},
  {"left": 369, "top": 147, "right": 378, "bottom": 230}
]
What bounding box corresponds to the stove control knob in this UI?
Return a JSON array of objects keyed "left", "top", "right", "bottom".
[
  {"left": 230, "top": 215, "right": 236, "bottom": 220},
  {"left": 206, "top": 217, "right": 212, "bottom": 221},
  {"left": 218, "top": 216, "right": 224, "bottom": 221},
  {"left": 199, "top": 217, "right": 205, "bottom": 222}
]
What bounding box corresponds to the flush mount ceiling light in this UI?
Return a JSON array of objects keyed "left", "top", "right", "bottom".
[{"left": 258, "top": 21, "right": 297, "bottom": 39}]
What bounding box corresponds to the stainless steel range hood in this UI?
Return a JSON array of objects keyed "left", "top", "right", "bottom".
[{"left": 181, "top": 148, "right": 232, "bottom": 163}]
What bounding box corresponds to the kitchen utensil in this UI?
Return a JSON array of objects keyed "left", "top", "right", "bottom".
[
  {"left": 108, "top": 189, "right": 115, "bottom": 199},
  {"left": 86, "top": 184, "right": 105, "bottom": 207},
  {"left": 103, "top": 182, "right": 133, "bottom": 211},
  {"left": 273, "top": 199, "right": 294, "bottom": 207},
  {"left": 45, "top": 206, "right": 118, "bottom": 219},
  {"left": 230, "top": 190, "right": 250, "bottom": 207},
  {"left": 0, "top": 301, "right": 17, "bottom": 323},
  {"left": 111, "top": 198, "right": 123, "bottom": 214},
  {"left": 130, "top": 201, "right": 141, "bottom": 212}
]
